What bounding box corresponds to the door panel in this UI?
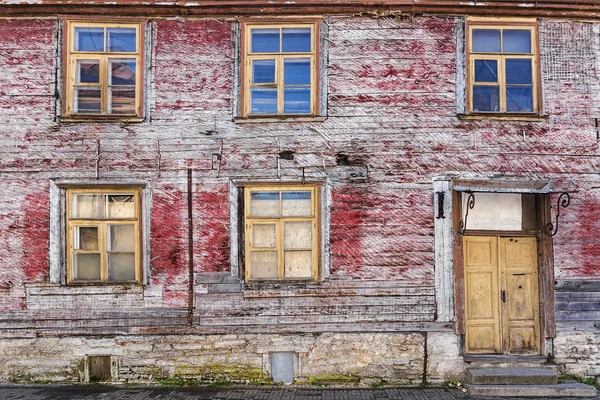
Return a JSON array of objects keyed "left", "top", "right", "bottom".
[{"left": 463, "top": 236, "right": 540, "bottom": 354}]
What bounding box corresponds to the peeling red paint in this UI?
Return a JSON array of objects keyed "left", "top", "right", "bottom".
[{"left": 195, "top": 185, "right": 230, "bottom": 273}]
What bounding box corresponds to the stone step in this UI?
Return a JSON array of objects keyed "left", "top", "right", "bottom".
[
  {"left": 466, "top": 383, "right": 597, "bottom": 398},
  {"left": 467, "top": 367, "right": 558, "bottom": 385}
]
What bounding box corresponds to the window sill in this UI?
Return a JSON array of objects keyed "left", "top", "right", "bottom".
[
  {"left": 59, "top": 116, "right": 145, "bottom": 124},
  {"left": 458, "top": 113, "right": 547, "bottom": 122},
  {"left": 235, "top": 116, "right": 326, "bottom": 124}
]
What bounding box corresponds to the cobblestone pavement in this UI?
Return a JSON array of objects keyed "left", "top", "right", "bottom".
[{"left": 0, "top": 385, "right": 598, "bottom": 400}]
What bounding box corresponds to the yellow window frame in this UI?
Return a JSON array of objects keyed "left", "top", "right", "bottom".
[
  {"left": 467, "top": 20, "right": 540, "bottom": 114},
  {"left": 65, "top": 21, "right": 143, "bottom": 117},
  {"left": 242, "top": 22, "right": 319, "bottom": 117},
  {"left": 66, "top": 188, "right": 142, "bottom": 284},
  {"left": 244, "top": 185, "right": 320, "bottom": 282}
]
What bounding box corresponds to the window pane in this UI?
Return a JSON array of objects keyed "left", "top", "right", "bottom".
[
  {"left": 74, "top": 27, "right": 104, "bottom": 52},
  {"left": 76, "top": 60, "right": 100, "bottom": 83},
  {"left": 250, "top": 87, "right": 278, "bottom": 114},
  {"left": 252, "top": 59, "right": 276, "bottom": 84},
  {"left": 250, "top": 192, "right": 280, "bottom": 217},
  {"left": 73, "top": 253, "right": 101, "bottom": 280},
  {"left": 107, "top": 195, "right": 135, "bottom": 218},
  {"left": 75, "top": 226, "right": 98, "bottom": 250},
  {"left": 283, "top": 87, "right": 311, "bottom": 114},
  {"left": 472, "top": 29, "right": 500, "bottom": 52},
  {"left": 474, "top": 59, "right": 498, "bottom": 83},
  {"left": 282, "top": 191, "right": 312, "bottom": 216},
  {"left": 472, "top": 86, "right": 500, "bottom": 112},
  {"left": 72, "top": 194, "right": 103, "bottom": 218},
  {"left": 108, "top": 253, "right": 135, "bottom": 281},
  {"left": 251, "top": 28, "right": 280, "bottom": 53},
  {"left": 250, "top": 251, "right": 278, "bottom": 279},
  {"left": 107, "top": 224, "right": 135, "bottom": 252},
  {"left": 73, "top": 87, "right": 101, "bottom": 114},
  {"left": 284, "top": 221, "right": 312, "bottom": 249},
  {"left": 107, "top": 28, "right": 137, "bottom": 52},
  {"left": 506, "top": 86, "right": 533, "bottom": 112},
  {"left": 109, "top": 59, "right": 136, "bottom": 85},
  {"left": 284, "top": 250, "right": 312, "bottom": 278},
  {"left": 505, "top": 59, "right": 532, "bottom": 84},
  {"left": 108, "top": 88, "right": 136, "bottom": 115},
  {"left": 503, "top": 30, "right": 531, "bottom": 53},
  {"left": 282, "top": 28, "right": 311, "bottom": 53},
  {"left": 252, "top": 224, "right": 276, "bottom": 248},
  {"left": 284, "top": 58, "right": 310, "bottom": 85}
]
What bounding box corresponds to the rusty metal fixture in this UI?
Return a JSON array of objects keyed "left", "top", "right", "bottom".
[
  {"left": 458, "top": 192, "right": 475, "bottom": 235},
  {"left": 545, "top": 192, "right": 571, "bottom": 237},
  {"left": 436, "top": 191, "right": 445, "bottom": 219}
]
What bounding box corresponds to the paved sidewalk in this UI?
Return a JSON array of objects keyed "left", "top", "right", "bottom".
[{"left": 0, "top": 385, "right": 598, "bottom": 400}]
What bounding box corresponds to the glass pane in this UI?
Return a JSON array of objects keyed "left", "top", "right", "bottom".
[
  {"left": 251, "top": 28, "right": 280, "bottom": 53},
  {"left": 252, "top": 224, "right": 276, "bottom": 248},
  {"left": 284, "top": 58, "right": 310, "bottom": 85},
  {"left": 250, "top": 251, "right": 278, "bottom": 279},
  {"left": 283, "top": 87, "right": 311, "bottom": 114},
  {"left": 505, "top": 59, "right": 532, "bottom": 84},
  {"left": 250, "top": 87, "right": 277, "bottom": 114},
  {"left": 107, "top": 28, "right": 137, "bottom": 52},
  {"left": 107, "top": 195, "right": 135, "bottom": 218},
  {"left": 282, "top": 191, "right": 312, "bottom": 216},
  {"left": 109, "top": 59, "right": 136, "bottom": 85},
  {"left": 108, "top": 88, "right": 136, "bottom": 115},
  {"left": 252, "top": 59, "right": 276, "bottom": 84},
  {"left": 472, "top": 29, "right": 500, "bottom": 53},
  {"left": 506, "top": 86, "right": 533, "bottom": 112},
  {"left": 282, "top": 28, "right": 311, "bottom": 52},
  {"left": 250, "top": 192, "right": 280, "bottom": 217},
  {"left": 503, "top": 30, "right": 531, "bottom": 53},
  {"left": 72, "top": 194, "right": 103, "bottom": 218},
  {"left": 284, "top": 221, "right": 312, "bottom": 249},
  {"left": 73, "top": 253, "right": 101, "bottom": 280},
  {"left": 284, "top": 250, "right": 312, "bottom": 278},
  {"left": 107, "top": 224, "right": 135, "bottom": 252},
  {"left": 73, "top": 87, "right": 101, "bottom": 114},
  {"left": 474, "top": 59, "right": 498, "bottom": 83},
  {"left": 74, "top": 27, "right": 104, "bottom": 52},
  {"left": 108, "top": 253, "right": 135, "bottom": 281},
  {"left": 76, "top": 60, "right": 100, "bottom": 83},
  {"left": 75, "top": 226, "right": 98, "bottom": 250},
  {"left": 472, "top": 86, "right": 500, "bottom": 112}
]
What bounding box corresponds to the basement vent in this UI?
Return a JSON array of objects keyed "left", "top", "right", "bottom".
[
  {"left": 270, "top": 352, "right": 295, "bottom": 385},
  {"left": 88, "top": 356, "right": 112, "bottom": 383}
]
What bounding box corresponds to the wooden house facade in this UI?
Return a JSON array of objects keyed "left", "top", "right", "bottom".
[{"left": 0, "top": 0, "right": 599, "bottom": 385}]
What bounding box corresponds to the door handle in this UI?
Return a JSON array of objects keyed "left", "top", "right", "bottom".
[{"left": 501, "top": 290, "right": 506, "bottom": 303}]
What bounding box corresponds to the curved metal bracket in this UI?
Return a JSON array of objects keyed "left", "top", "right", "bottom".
[
  {"left": 458, "top": 192, "right": 475, "bottom": 235},
  {"left": 545, "top": 192, "right": 571, "bottom": 237}
]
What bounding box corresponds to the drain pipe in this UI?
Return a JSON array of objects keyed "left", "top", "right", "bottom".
[
  {"left": 422, "top": 332, "right": 428, "bottom": 385},
  {"left": 187, "top": 168, "right": 194, "bottom": 326}
]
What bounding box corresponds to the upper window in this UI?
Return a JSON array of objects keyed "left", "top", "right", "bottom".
[
  {"left": 64, "top": 21, "right": 143, "bottom": 118},
  {"left": 66, "top": 188, "right": 141, "bottom": 283},
  {"left": 467, "top": 21, "right": 539, "bottom": 114},
  {"left": 241, "top": 22, "right": 319, "bottom": 117},
  {"left": 244, "top": 185, "right": 319, "bottom": 281}
]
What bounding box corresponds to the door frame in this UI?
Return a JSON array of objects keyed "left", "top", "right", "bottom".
[{"left": 452, "top": 189, "right": 556, "bottom": 357}]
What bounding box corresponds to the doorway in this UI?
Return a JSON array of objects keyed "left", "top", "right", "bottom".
[{"left": 463, "top": 235, "right": 540, "bottom": 355}]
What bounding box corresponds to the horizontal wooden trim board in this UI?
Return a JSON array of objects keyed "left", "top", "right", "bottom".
[{"left": 2, "top": 1, "right": 600, "bottom": 18}]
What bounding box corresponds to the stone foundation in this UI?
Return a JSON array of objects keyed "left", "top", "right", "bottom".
[{"left": 554, "top": 331, "right": 600, "bottom": 378}]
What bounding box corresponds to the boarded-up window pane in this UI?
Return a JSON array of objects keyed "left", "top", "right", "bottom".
[
  {"left": 250, "top": 251, "right": 278, "bottom": 279},
  {"left": 282, "top": 191, "right": 311, "bottom": 216},
  {"left": 252, "top": 224, "right": 277, "bottom": 248},
  {"left": 73, "top": 253, "right": 101, "bottom": 280},
  {"left": 72, "top": 194, "right": 103, "bottom": 218},
  {"left": 284, "top": 221, "right": 312, "bottom": 249},
  {"left": 250, "top": 192, "right": 280, "bottom": 217},
  {"left": 284, "top": 250, "right": 312, "bottom": 278}
]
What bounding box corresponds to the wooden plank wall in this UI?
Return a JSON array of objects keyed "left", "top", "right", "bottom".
[{"left": 555, "top": 280, "right": 600, "bottom": 332}]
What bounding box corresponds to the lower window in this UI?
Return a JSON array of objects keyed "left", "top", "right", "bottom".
[
  {"left": 244, "top": 185, "right": 319, "bottom": 281},
  {"left": 66, "top": 188, "right": 141, "bottom": 283}
]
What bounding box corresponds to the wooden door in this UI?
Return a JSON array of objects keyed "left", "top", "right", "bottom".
[{"left": 463, "top": 236, "right": 540, "bottom": 354}]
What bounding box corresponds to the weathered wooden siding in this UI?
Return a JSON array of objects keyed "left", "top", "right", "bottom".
[{"left": 0, "top": 15, "right": 598, "bottom": 349}]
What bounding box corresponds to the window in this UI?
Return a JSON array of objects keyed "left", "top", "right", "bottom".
[
  {"left": 241, "top": 22, "right": 319, "bottom": 117},
  {"left": 467, "top": 21, "right": 539, "bottom": 114},
  {"left": 66, "top": 188, "right": 141, "bottom": 283},
  {"left": 64, "top": 21, "right": 143, "bottom": 117},
  {"left": 244, "top": 185, "right": 319, "bottom": 281}
]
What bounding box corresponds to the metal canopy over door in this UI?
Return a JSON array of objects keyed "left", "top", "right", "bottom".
[{"left": 463, "top": 236, "right": 540, "bottom": 354}]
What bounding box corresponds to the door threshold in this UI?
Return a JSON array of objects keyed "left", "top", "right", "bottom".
[{"left": 464, "top": 354, "right": 548, "bottom": 364}]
